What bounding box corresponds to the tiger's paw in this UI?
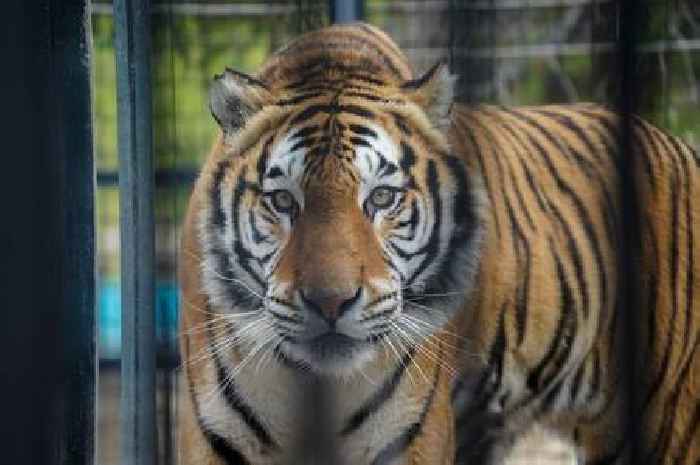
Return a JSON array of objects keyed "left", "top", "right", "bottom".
[{"left": 502, "top": 424, "right": 580, "bottom": 465}]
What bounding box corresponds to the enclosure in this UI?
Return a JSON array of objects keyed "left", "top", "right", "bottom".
[{"left": 6, "top": 0, "right": 699, "bottom": 464}]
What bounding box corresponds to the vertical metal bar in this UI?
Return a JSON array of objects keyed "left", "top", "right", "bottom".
[
  {"left": 51, "top": 2, "right": 98, "bottom": 461},
  {"left": 114, "top": 1, "right": 157, "bottom": 464},
  {"left": 1, "top": 1, "right": 96, "bottom": 464},
  {"left": 330, "top": 0, "right": 363, "bottom": 23},
  {"left": 617, "top": 0, "right": 645, "bottom": 462}
]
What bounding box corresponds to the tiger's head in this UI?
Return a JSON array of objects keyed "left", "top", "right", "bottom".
[{"left": 197, "top": 24, "right": 484, "bottom": 376}]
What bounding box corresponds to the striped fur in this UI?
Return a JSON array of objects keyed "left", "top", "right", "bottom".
[{"left": 179, "top": 23, "right": 700, "bottom": 465}]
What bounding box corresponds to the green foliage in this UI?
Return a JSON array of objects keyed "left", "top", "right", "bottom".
[{"left": 91, "top": 2, "right": 698, "bottom": 282}]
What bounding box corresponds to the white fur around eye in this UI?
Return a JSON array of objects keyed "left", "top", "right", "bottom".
[
  {"left": 262, "top": 131, "right": 307, "bottom": 208},
  {"left": 354, "top": 124, "right": 405, "bottom": 207}
]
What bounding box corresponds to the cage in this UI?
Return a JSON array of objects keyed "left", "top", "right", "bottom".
[{"left": 6, "top": 1, "right": 698, "bottom": 464}]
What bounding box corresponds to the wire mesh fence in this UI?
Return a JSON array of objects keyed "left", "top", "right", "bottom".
[{"left": 89, "top": 1, "right": 699, "bottom": 464}]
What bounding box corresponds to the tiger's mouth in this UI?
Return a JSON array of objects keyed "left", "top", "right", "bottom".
[
  {"left": 308, "top": 331, "right": 357, "bottom": 354},
  {"left": 279, "top": 330, "right": 377, "bottom": 375}
]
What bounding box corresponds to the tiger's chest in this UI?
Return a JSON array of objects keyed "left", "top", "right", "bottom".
[{"left": 197, "top": 354, "right": 434, "bottom": 465}]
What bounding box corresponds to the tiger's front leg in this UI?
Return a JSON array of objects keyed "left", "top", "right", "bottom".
[{"left": 402, "top": 363, "right": 456, "bottom": 465}]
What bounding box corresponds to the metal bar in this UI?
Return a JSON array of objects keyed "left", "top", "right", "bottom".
[
  {"left": 93, "top": 2, "right": 296, "bottom": 16},
  {"left": 114, "top": 0, "right": 157, "bottom": 464},
  {"left": 330, "top": 0, "right": 363, "bottom": 23},
  {"left": 3, "top": 0, "right": 96, "bottom": 463},
  {"left": 403, "top": 39, "right": 700, "bottom": 60},
  {"left": 365, "top": 0, "right": 616, "bottom": 11},
  {"left": 6, "top": 1, "right": 98, "bottom": 464},
  {"left": 97, "top": 169, "right": 198, "bottom": 187},
  {"left": 50, "top": 1, "right": 98, "bottom": 461},
  {"left": 617, "top": 0, "right": 645, "bottom": 462}
]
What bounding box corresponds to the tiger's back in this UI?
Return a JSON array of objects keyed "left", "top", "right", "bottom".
[{"left": 449, "top": 103, "right": 700, "bottom": 464}]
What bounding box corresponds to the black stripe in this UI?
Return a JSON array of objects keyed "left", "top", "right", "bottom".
[
  {"left": 342, "top": 104, "right": 375, "bottom": 119},
  {"left": 513, "top": 228, "right": 531, "bottom": 346},
  {"left": 549, "top": 207, "right": 590, "bottom": 317},
  {"left": 459, "top": 121, "right": 502, "bottom": 240},
  {"left": 533, "top": 108, "right": 605, "bottom": 164},
  {"left": 350, "top": 136, "right": 371, "bottom": 148},
  {"left": 674, "top": 370, "right": 700, "bottom": 464},
  {"left": 527, "top": 243, "right": 577, "bottom": 391},
  {"left": 290, "top": 136, "right": 316, "bottom": 153},
  {"left": 370, "top": 359, "right": 442, "bottom": 465},
  {"left": 457, "top": 308, "right": 508, "bottom": 423},
  {"left": 629, "top": 117, "right": 659, "bottom": 192},
  {"left": 200, "top": 427, "right": 251, "bottom": 465},
  {"left": 282, "top": 58, "right": 382, "bottom": 88},
  {"left": 292, "top": 124, "right": 320, "bottom": 140},
  {"left": 649, "top": 339, "right": 699, "bottom": 463},
  {"left": 289, "top": 104, "right": 332, "bottom": 126},
  {"left": 667, "top": 135, "right": 695, "bottom": 360},
  {"left": 392, "top": 112, "right": 412, "bottom": 135},
  {"left": 256, "top": 138, "right": 273, "bottom": 183},
  {"left": 469, "top": 113, "right": 536, "bottom": 230},
  {"left": 210, "top": 159, "right": 232, "bottom": 230},
  {"left": 349, "top": 123, "right": 378, "bottom": 139},
  {"left": 344, "top": 91, "right": 385, "bottom": 102},
  {"left": 645, "top": 130, "right": 682, "bottom": 403},
  {"left": 211, "top": 246, "right": 257, "bottom": 307},
  {"left": 508, "top": 108, "right": 617, "bottom": 244},
  {"left": 248, "top": 209, "right": 267, "bottom": 245},
  {"left": 407, "top": 160, "right": 442, "bottom": 285},
  {"left": 468, "top": 118, "right": 537, "bottom": 346},
  {"left": 569, "top": 355, "right": 588, "bottom": 403},
  {"left": 230, "top": 167, "right": 265, "bottom": 289},
  {"left": 341, "top": 347, "right": 417, "bottom": 436},
  {"left": 401, "top": 61, "right": 442, "bottom": 90},
  {"left": 185, "top": 335, "right": 252, "bottom": 465},
  {"left": 504, "top": 108, "right": 608, "bottom": 318},
  {"left": 275, "top": 92, "right": 323, "bottom": 106},
  {"left": 485, "top": 111, "right": 550, "bottom": 214},
  {"left": 212, "top": 350, "right": 277, "bottom": 449},
  {"left": 586, "top": 347, "right": 601, "bottom": 403},
  {"left": 536, "top": 109, "right": 620, "bottom": 242},
  {"left": 399, "top": 141, "right": 416, "bottom": 179}
]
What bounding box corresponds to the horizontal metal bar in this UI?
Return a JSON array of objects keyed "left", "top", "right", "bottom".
[
  {"left": 405, "top": 39, "right": 700, "bottom": 60},
  {"left": 93, "top": 0, "right": 620, "bottom": 17},
  {"left": 366, "top": 0, "right": 615, "bottom": 13},
  {"left": 97, "top": 169, "right": 198, "bottom": 187},
  {"left": 93, "top": 2, "right": 296, "bottom": 16}
]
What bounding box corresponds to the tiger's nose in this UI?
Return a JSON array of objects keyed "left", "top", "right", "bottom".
[{"left": 299, "top": 287, "right": 362, "bottom": 324}]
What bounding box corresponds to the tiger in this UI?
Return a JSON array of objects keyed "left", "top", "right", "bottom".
[{"left": 178, "top": 22, "right": 699, "bottom": 465}]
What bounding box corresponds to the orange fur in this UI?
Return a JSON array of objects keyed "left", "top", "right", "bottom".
[{"left": 179, "top": 23, "right": 699, "bottom": 465}]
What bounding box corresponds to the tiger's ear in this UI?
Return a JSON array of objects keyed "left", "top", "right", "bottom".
[
  {"left": 209, "top": 68, "right": 272, "bottom": 136},
  {"left": 401, "top": 61, "right": 456, "bottom": 127}
]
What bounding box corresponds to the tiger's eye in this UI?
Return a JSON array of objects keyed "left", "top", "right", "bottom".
[
  {"left": 369, "top": 186, "right": 396, "bottom": 209},
  {"left": 271, "top": 190, "right": 294, "bottom": 212}
]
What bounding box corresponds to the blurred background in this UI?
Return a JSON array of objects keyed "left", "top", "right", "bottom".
[{"left": 89, "top": 1, "right": 699, "bottom": 463}]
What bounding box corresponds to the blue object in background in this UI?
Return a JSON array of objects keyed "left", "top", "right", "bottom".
[{"left": 98, "top": 280, "right": 179, "bottom": 360}]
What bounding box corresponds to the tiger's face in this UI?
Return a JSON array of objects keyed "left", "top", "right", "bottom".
[{"left": 200, "top": 65, "right": 484, "bottom": 375}]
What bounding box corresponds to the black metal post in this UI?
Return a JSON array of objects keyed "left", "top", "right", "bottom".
[
  {"left": 114, "top": 0, "right": 157, "bottom": 464},
  {"left": 0, "top": 1, "right": 96, "bottom": 465},
  {"left": 617, "top": 0, "right": 645, "bottom": 462},
  {"left": 330, "top": 0, "right": 363, "bottom": 23}
]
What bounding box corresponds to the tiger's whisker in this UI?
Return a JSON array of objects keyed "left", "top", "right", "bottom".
[
  {"left": 183, "top": 248, "right": 265, "bottom": 300},
  {"left": 388, "top": 323, "right": 430, "bottom": 384}
]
